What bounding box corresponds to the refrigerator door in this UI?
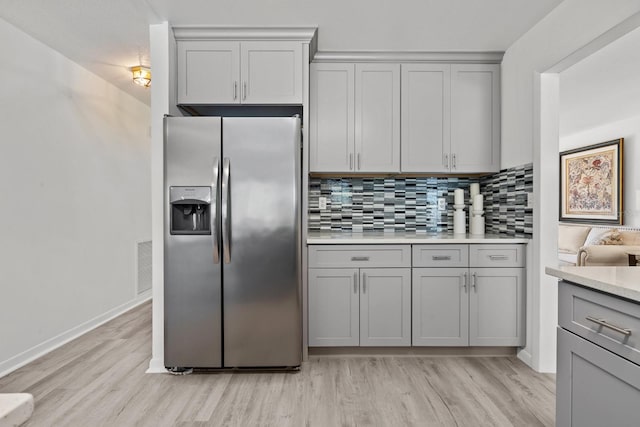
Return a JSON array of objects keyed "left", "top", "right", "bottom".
[
  {"left": 222, "top": 117, "right": 301, "bottom": 367},
  {"left": 164, "top": 116, "right": 222, "bottom": 368}
]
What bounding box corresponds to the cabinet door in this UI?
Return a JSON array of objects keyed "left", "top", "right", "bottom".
[
  {"left": 308, "top": 268, "right": 359, "bottom": 346},
  {"left": 355, "top": 63, "right": 400, "bottom": 172},
  {"left": 177, "top": 41, "right": 240, "bottom": 105},
  {"left": 469, "top": 268, "right": 524, "bottom": 346},
  {"left": 557, "top": 327, "right": 640, "bottom": 427},
  {"left": 401, "top": 64, "right": 451, "bottom": 173},
  {"left": 241, "top": 41, "right": 303, "bottom": 104},
  {"left": 450, "top": 64, "right": 500, "bottom": 173},
  {"left": 412, "top": 268, "right": 469, "bottom": 346},
  {"left": 359, "top": 268, "right": 411, "bottom": 346},
  {"left": 310, "top": 63, "right": 355, "bottom": 172}
]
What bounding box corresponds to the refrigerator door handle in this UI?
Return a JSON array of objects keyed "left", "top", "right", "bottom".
[
  {"left": 222, "top": 157, "right": 231, "bottom": 264},
  {"left": 212, "top": 157, "right": 220, "bottom": 264}
]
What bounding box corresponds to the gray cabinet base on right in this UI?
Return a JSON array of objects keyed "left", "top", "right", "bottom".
[{"left": 556, "top": 327, "right": 640, "bottom": 427}]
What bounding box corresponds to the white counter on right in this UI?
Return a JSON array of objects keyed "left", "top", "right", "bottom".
[{"left": 545, "top": 266, "right": 640, "bottom": 302}]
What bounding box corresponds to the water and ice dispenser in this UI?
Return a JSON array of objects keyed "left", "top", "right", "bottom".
[{"left": 169, "top": 187, "right": 212, "bottom": 235}]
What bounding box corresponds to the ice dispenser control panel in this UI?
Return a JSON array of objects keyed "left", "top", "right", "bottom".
[{"left": 169, "top": 187, "right": 212, "bottom": 235}]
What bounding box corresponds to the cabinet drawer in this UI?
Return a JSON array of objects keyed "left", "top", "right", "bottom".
[
  {"left": 559, "top": 281, "right": 640, "bottom": 365},
  {"left": 412, "top": 244, "right": 468, "bottom": 267},
  {"left": 469, "top": 244, "right": 525, "bottom": 268},
  {"left": 308, "top": 245, "right": 411, "bottom": 268}
]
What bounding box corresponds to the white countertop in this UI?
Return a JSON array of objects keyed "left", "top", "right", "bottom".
[
  {"left": 546, "top": 266, "right": 640, "bottom": 303},
  {"left": 307, "top": 231, "right": 530, "bottom": 245}
]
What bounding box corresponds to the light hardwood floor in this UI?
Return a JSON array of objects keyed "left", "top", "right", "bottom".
[{"left": 0, "top": 302, "right": 555, "bottom": 426}]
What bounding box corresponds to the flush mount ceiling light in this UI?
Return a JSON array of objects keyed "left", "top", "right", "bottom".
[{"left": 131, "top": 66, "right": 151, "bottom": 87}]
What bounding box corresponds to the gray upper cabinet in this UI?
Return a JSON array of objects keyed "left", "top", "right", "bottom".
[
  {"left": 450, "top": 64, "right": 500, "bottom": 173},
  {"left": 177, "top": 40, "right": 303, "bottom": 105},
  {"left": 310, "top": 63, "right": 354, "bottom": 172},
  {"left": 310, "top": 63, "right": 400, "bottom": 173},
  {"left": 401, "top": 63, "right": 499, "bottom": 173},
  {"left": 401, "top": 64, "right": 451, "bottom": 173},
  {"left": 177, "top": 41, "right": 240, "bottom": 104},
  {"left": 241, "top": 41, "right": 303, "bottom": 104},
  {"left": 355, "top": 64, "right": 401, "bottom": 173}
]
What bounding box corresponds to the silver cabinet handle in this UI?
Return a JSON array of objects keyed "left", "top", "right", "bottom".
[
  {"left": 212, "top": 157, "right": 220, "bottom": 264},
  {"left": 243, "top": 81, "right": 247, "bottom": 100},
  {"left": 471, "top": 272, "right": 477, "bottom": 291},
  {"left": 432, "top": 255, "right": 452, "bottom": 261},
  {"left": 489, "top": 255, "right": 509, "bottom": 261},
  {"left": 452, "top": 153, "right": 457, "bottom": 169},
  {"left": 462, "top": 272, "right": 468, "bottom": 292},
  {"left": 351, "top": 256, "right": 369, "bottom": 261},
  {"left": 221, "top": 158, "right": 231, "bottom": 264},
  {"left": 349, "top": 153, "right": 353, "bottom": 170},
  {"left": 444, "top": 154, "right": 449, "bottom": 169},
  {"left": 362, "top": 273, "right": 367, "bottom": 294},
  {"left": 586, "top": 316, "right": 632, "bottom": 336},
  {"left": 357, "top": 153, "right": 361, "bottom": 170},
  {"left": 353, "top": 272, "right": 358, "bottom": 294},
  {"left": 233, "top": 81, "right": 238, "bottom": 100}
]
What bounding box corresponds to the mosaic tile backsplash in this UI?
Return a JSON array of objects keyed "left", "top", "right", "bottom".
[{"left": 308, "top": 163, "right": 533, "bottom": 237}]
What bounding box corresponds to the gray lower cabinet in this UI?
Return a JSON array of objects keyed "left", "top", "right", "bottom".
[
  {"left": 308, "top": 268, "right": 359, "bottom": 346},
  {"left": 556, "top": 280, "right": 640, "bottom": 426},
  {"left": 360, "top": 268, "right": 411, "bottom": 346},
  {"left": 413, "top": 267, "right": 524, "bottom": 346},
  {"left": 557, "top": 327, "right": 640, "bottom": 427},
  {"left": 412, "top": 244, "right": 525, "bottom": 347},
  {"left": 413, "top": 268, "right": 469, "bottom": 346},
  {"left": 469, "top": 267, "right": 525, "bottom": 346},
  {"left": 308, "top": 266, "right": 411, "bottom": 347}
]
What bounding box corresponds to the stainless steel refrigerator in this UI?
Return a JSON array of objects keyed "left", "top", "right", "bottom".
[{"left": 163, "top": 116, "right": 301, "bottom": 369}]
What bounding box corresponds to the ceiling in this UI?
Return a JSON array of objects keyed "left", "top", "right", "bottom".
[
  {"left": 560, "top": 26, "right": 640, "bottom": 137},
  {"left": 0, "top": 0, "right": 564, "bottom": 106}
]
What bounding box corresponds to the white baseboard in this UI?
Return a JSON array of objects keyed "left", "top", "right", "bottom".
[
  {"left": 517, "top": 348, "right": 533, "bottom": 369},
  {"left": 0, "top": 291, "right": 152, "bottom": 379},
  {"left": 146, "top": 358, "right": 168, "bottom": 374}
]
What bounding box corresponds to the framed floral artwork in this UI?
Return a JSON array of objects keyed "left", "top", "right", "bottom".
[{"left": 559, "top": 138, "right": 623, "bottom": 224}]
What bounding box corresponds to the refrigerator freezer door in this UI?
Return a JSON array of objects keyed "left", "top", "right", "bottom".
[
  {"left": 222, "top": 117, "right": 302, "bottom": 367},
  {"left": 164, "top": 116, "right": 223, "bottom": 368}
]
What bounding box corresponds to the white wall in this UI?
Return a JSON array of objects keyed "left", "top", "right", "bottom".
[
  {"left": 0, "top": 17, "right": 151, "bottom": 375},
  {"left": 560, "top": 115, "right": 640, "bottom": 226},
  {"left": 501, "top": 0, "right": 640, "bottom": 372},
  {"left": 502, "top": 0, "right": 640, "bottom": 169}
]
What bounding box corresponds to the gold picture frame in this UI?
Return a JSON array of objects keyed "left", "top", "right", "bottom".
[{"left": 559, "top": 138, "right": 623, "bottom": 224}]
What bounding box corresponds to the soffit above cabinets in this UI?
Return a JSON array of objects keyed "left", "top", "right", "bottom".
[{"left": 313, "top": 51, "right": 504, "bottom": 64}]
